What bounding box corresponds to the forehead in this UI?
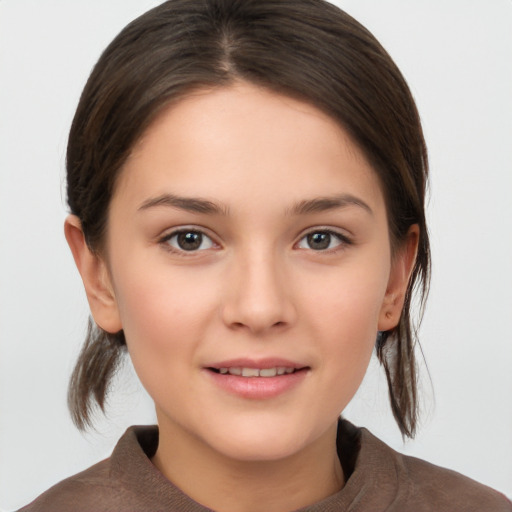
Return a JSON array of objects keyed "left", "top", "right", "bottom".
[{"left": 115, "top": 82, "right": 385, "bottom": 216}]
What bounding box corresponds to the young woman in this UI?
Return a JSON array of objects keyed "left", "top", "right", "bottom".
[{"left": 14, "top": 0, "right": 512, "bottom": 510}]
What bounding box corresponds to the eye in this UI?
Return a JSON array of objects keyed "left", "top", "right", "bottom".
[
  {"left": 162, "top": 229, "right": 215, "bottom": 252},
  {"left": 296, "top": 230, "right": 348, "bottom": 251}
]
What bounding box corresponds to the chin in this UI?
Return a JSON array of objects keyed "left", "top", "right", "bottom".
[
  {"left": 213, "top": 434, "right": 309, "bottom": 463},
  {"left": 199, "top": 413, "right": 330, "bottom": 463}
]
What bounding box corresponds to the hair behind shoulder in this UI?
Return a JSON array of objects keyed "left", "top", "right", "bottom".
[{"left": 67, "top": 0, "right": 430, "bottom": 437}]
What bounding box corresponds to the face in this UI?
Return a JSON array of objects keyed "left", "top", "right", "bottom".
[{"left": 89, "top": 82, "right": 410, "bottom": 462}]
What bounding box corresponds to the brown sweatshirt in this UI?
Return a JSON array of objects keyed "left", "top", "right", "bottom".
[{"left": 19, "top": 420, "right": 512, "bottom": 511}]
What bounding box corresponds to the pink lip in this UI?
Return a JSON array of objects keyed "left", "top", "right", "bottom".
[{"left": 203, "top": 358, "right": 310, "bottom": 400}]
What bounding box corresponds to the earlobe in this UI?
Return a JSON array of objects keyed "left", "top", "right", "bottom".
[
  {"left": 378, "top": 225, "right": 419, "bottom": 332},
  {"left": 64, "top": 215, "right": 122, "bottom": 334}
]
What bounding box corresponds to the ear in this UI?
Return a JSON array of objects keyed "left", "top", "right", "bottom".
[
  {"left": 378, "top": 224, "right": 420, "bottom": 331},
  {"left": 64, "top": 215, "right": 122, "bottom": 334}
]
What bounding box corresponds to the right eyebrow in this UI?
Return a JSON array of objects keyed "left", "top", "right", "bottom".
[{"left": 138, "top": 193, "right": 230, "bottom": 216}]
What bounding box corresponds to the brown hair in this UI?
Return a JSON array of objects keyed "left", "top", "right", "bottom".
[{"left": 67, "top": 0, "right": 430, "bottom": 437}]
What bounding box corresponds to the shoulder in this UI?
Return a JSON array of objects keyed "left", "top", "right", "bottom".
[
  {"left": 18, "top": 426, "right": 160, "bottom": 512},
  {"left": 17, "top": 458, "right": 127, "bottom": 512},
  {"left": 396, "top": 452, "right": 512, "bottom": 511},
  {"left": 357, "top": 426, "right": 512, "bottom": 511}
]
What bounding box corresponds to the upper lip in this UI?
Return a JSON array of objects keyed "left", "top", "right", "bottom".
[{"left": 205, "top": 358, "right": 308, "bottom": 370}]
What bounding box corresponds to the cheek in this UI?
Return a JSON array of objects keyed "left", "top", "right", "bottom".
[
  {"left": 299, "top": 254, "right": 390, "bottom": 396},
  {"left": 304, "top": 256, "right": 390, "bottom": 339},
  {"left": 311, "top": 286, "right": 382, "bottom": 416},
  {"left": 111, "top": 264, "right": 218, "bottom": 377}
]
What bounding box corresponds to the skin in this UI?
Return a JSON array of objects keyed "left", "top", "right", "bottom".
[{"left": 66, "top": 82, "right": 418, "bottom": 512}]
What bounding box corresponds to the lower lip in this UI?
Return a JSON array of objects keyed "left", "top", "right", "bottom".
[{"left": 205, "top": 369, "right": 308, "bottom": 399}]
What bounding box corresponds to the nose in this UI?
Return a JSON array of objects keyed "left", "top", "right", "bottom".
[{"left": 221, "top": 250, "right": 297, "bottom": 335}]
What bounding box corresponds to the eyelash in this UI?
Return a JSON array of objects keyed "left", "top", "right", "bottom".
[
  {"left": 159, "top": 228, "right": 218, "bottom": 256},
  {"left": 158, "top": 227, "right": 353, "bottom": 256},
  {"left": 295, "top": 229, "right": 353, "bottom": 253}
]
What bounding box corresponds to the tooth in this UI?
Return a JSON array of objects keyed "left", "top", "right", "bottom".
[
  {"left": 222, "top": 366, "right": 296, "bottom": 377},
  {"left": 242, "top": 368, "right": 260, "bottom": 377}
]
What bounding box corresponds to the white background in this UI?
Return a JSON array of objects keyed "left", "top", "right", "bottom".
[{"left": 1, "top": 1, "right": 511, "bottom": 509}]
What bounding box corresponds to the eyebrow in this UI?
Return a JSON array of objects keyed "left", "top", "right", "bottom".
[
  {"left": 138, "top": 194, "right": 230, "bottom": 215},
  {"left": 138, "top": 192, "right": 372, "bottom": 217},
  {"left": 288, "top": 194, "right": 373, "bottom": 216}
]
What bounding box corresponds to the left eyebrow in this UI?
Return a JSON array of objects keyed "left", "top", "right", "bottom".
[
  {"left": 138, "top": 193, "right": 230, "bottom": 215},
  {"left": 288, "top": 194, "right": 373, "bottom": 216}
]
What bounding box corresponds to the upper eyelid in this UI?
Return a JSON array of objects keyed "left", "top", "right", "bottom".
[
  {"left": 158, "top": 225, "right": 217, "bottom": 241},
  {"left": 297, "top": 226, "right": 352, "bottom": 241}
]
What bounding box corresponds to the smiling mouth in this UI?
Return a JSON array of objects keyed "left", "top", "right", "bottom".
[{"left": 208, "top": 367, "right": 306, "bottom": 377}]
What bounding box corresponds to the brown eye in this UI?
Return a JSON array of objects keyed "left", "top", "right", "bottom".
[
  {"left": 297, "top": 230, "right": 347, "bottom": 251},
  {"left": 165, "top": 230, "right": 214, "bottom": 252},
  {"left": 307, "top": 232, "right": 331, "bottom": 250}
]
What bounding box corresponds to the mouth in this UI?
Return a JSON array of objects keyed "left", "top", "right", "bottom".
[
  {"left": 205, "top": 360, "right": 309, "bottom": 398},
  {"left": 207, "top": 366, "right": 305, "bottom": 377}
]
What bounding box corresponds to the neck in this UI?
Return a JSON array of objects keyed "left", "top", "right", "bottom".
[{"left": 151, "top": 420, "right": 344, "bottom": 512}]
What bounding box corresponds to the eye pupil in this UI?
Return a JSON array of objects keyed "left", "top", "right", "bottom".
[
  {"left": 177, "top": 231, "right": 202, "bottom": 250},
  {"left": 307, "top": 232, "right": 330, "bottom": 250}
]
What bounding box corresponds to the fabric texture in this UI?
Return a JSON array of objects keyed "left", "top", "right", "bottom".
[{"left": 19, "top": 420, "right": 512, "bottom": 511}]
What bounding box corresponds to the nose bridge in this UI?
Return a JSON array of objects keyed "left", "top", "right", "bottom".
[{"left": 222, "top": 241, "right": 295, "bottom": 333}]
